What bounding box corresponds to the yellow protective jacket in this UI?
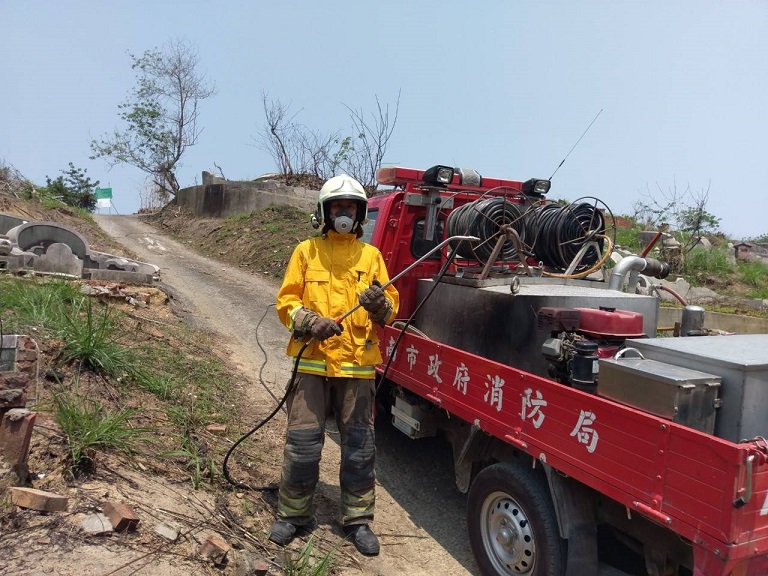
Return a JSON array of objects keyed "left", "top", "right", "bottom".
[{"left": 276, "top": 230, "right": 399, "bottom": 378}]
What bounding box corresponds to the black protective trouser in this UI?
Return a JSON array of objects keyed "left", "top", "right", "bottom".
[{"left": 276, "top": 374, "right": 376, "bottom": 526}]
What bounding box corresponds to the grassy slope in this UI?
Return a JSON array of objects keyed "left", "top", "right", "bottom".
[
  {"left": 0, "top": 194, "right": 284, "bottom": 575},
  {"left": 145, "top": 202, "right": 316, "bottom": 280}
]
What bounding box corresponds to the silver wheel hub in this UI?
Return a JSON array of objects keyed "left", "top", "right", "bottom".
[{"left": 480, "top": 491, "right": 536, "bottom": 574}]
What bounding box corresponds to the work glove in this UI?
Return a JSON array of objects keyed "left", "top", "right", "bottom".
[
  {"left": 310, "top": 317, "right": 344, "bottom": 341},
  {"left": 359, "top": 280, "right": 391, "bottom": 325},
  {"left": 359, "top": 280, "right": 387, "bottom": 315}
]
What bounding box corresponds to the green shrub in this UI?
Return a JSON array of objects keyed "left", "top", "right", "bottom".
[
  {"left": 615, "top": 227, "right": 641, "bottom": 252},
  {"left": 53, "top": 389, "right": 152, "bottom": 472},
  {"left": 683, "top": 247, "right": 734, "bottom": 278},
  {"left": 43, "top": 162, "right": 99, "bottom": 212},
  {"left": 0, "top": 277, "right": 81, "bottom": 332},
  {"left": 285, "top": 537, "right": 336, "bottom": 576},
  {"left": 611, "top": 215, "right": 639, "bottom": 250},
  {"left": 738, "top": 260, "right": 768, "bottom": 288},
  {"left": 59, "top": 297, "right": 139, "bottom": 376}
]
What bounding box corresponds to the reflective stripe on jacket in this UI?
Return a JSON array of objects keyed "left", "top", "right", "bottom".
[{"left": 276, "top": 231, "right": 400, "bottom": 377}]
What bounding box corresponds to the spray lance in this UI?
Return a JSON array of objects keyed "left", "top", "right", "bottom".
[
  {"left": 222, "top": 235, "right": 479, "bottom": 489},
  {"left": 334, "top": 235, "right": 478, "bottom": 323}
]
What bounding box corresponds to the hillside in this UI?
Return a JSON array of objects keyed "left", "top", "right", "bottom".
[
  {"left": 143, "top": 201, "right": 312, "bottom": 280},
  {"left": 1, "top": 196, "right": 280, "bottom": 575}
]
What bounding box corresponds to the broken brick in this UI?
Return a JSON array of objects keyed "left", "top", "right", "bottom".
[
  {"left": 199, "top": 533, "right": 230, "bottom": 564},
  {"left": 0, "top": 409, "right": 36, "bottom": 469},
  {"left": 254, "top": 559, "right": 269, "bottom": 576},
  {"left": 0, "top": 389, "right": 26, "bottom": 408},
  {"left": 9, "top": 487, "right": 68, "bottom": 512},
  {"left": 0, "top": 373, "right": 29, "bottom": 390},
  {"left": 205, "top": 424, "right": 227, "bottom": 434},
  {"left": 103, "top": 502, "right": 140, "bottom": 531}
]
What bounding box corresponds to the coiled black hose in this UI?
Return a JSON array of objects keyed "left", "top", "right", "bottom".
[
  {"left": 525, "top": 202, "right": 606, "bottom": 271},
  {"left": 447, "top": 198, "right": 607, "bottom": 272},
  {"left": 446, "top": 198, "right": 526, "bottom": 262}
]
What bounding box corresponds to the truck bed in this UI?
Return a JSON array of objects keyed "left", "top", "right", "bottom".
[{"left": 378, "top": 326, "right": 768, "bottom": 575}]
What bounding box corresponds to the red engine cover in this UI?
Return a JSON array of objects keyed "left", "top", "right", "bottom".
[{"left": 574, "top": 307, "right": 645, "bottom": 338}]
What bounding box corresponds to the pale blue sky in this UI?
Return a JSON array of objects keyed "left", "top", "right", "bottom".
[{"left": 2, "top": 1, "right": 766, "bottom": 238}]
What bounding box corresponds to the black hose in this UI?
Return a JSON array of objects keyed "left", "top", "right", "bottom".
[
  {"left": 525, "top": 202, "right": 606, "bottom": 271},
  {"left": 222, "top": 340, "right": 309, "bottom": 490},
  {"left": 445, "top": 197, "right": 607, "bottom": 272},
  {"left": 446, "top": 198, "right": 526, "bottom": 262},
  {"left": 224, "top": 240, "right": 470, "bottom": 490}
]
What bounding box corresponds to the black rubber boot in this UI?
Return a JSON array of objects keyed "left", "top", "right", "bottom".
[
  {"left": 268, "top": 520, "right": 297, "bottom": 546},
  {"left": 343, "top": 524, "right": 380, "bottom": 556}
]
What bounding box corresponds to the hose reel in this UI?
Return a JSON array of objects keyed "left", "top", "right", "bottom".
[
  {"left": 526, "top": 201, "right": 607, "bottom": 271},
  {"left": 446, "top": 197, "right": 613, "bottom": 273},
  {"left": 446, "top": 198, "right": 526, "bottom": 263}
]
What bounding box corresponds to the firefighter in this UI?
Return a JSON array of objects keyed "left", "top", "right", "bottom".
[{"left": 269, "top": 175, "right": 399, "bottom": 556}]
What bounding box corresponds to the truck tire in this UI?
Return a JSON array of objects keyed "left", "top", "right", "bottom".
[{"left": 467, "top": 462, "right": 565, "bottom": 576}]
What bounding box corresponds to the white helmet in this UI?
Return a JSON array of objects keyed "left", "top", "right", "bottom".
[{"left": 316, "top": 175, "right": 368, "bottom": 234}]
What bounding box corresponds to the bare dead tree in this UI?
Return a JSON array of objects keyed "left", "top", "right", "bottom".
[
  {"left": 0, "top": 160, "right": 36, "bottom": 199},
  {"left": 256, "top": 92, "right": 401, "bottom": 192},
  {"left": 296, "top": 129, "right": 344, "bottom": 181},
  {"left": 139, "top": 184, "right": 169, "bottom": 213},
  {"left": 257, "top": 92, "right": 344, "bottom": 187},
  {"left": 343, "top": 90, "right": 401, "bottom": 191},
  {"left": 259, "top": 93, "right": 298, "bottom": 181}
]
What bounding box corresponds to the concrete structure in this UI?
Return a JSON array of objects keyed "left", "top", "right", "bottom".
[
  {"left": 0, "top": 213, "right": 158, "bottom": 283},
  {"left": 34, "top": 243, "right": 84, "bottom": 276},
  {"left": 175, "top": 172, "right": 316, "bottom": 218},
  {"left": 0, "top": 213, "right": 26, "bottom": 235},
  {"left": 658, "top": 307, "right": 768, "bottom": 334},
  {"left": 734, "top": 242, "right": 754, "bottom": 262},
  {"left": 0, "top": 236, "right": 13, "bottom": 255},
  {"left": 732, "top": 241, "right": 768, "bottom": 265},
  {"left": 7, "top": 221, "right": 90, "bottom": 261}
]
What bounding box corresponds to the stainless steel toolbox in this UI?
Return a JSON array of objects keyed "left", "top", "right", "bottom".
[
  {"left": 598, "top": 353, "right": 721, "bottom": 434},
  {"left": 626, "top": 335, "right": 768, "bottom": 443}
]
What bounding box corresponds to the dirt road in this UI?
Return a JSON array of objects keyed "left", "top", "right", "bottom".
[{"left": 94, "top": 214, "right": 480, "bottom": 576}]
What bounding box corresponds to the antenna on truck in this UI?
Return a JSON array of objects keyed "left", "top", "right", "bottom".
[{"left": 549, "top": 108, "right": 603, "bottom": 180}]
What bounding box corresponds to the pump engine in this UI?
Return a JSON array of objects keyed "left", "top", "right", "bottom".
[{"left": 538, "top": 306, "right": 645, "bottom": 391}]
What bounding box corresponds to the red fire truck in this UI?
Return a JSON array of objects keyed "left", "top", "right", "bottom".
[{"left": 364, "top": 165, "right": 768, "bottom": 576}]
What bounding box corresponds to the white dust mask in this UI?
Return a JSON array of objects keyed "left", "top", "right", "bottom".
[{"left": 333, "top": 214, "right": 354, "bottom": 234}]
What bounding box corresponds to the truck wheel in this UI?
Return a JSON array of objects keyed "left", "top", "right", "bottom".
[{"left": 467, "top": 462, "right": 565, "bottom": 576}]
